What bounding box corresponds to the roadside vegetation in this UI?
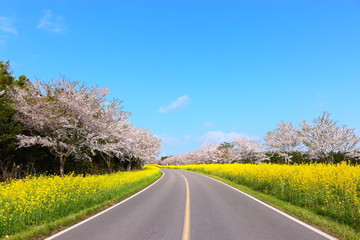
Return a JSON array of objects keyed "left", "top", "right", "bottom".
[
  {"left": 159, "top": 103, "right": 360, "bottom": 239},
  {"left": 0, "top": 166, "right": 161, "bottom": 239},
  {"left": 161, "top": 112, "right": 359, "bottom": 165},
  {"left": 0, "top": 60, "right": 163, "bottom": 239},
  {"left": 162, "top": 163, "right": 360, "bottom": 239},
  {"left": 2, "top": 59, "right": 359, "bottom": 239},
  {"left": 0, "top": 60, "right": 161, "bottom": 180}
]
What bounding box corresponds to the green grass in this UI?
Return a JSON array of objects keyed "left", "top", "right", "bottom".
[
  {"left": 163, "top": 167, "right": 359, "bottom": 240},
  {"left": 1, "top": 170, "right": 162, "bottom": 240}
]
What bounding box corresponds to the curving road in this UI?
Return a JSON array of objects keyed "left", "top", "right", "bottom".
[{"left": 47, "top": 169, "right": 337, "bottom": 240}]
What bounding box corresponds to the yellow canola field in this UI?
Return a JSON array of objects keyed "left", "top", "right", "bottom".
[
  {"left": 0, "top": 166, "right": 161, "bottom": 237},
  {"left": 166, "top": 163, "right": 360, "bottom": 230}
]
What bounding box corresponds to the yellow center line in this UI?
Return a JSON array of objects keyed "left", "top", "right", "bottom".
[{"left": 180, "top": 173, "right": 191, "bottom": 240}]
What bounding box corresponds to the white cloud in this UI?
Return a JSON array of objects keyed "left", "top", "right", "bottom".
[
  {"left": 156, "top": 134, "right": 179, "bottom": 146},
  {"left": 38, "top": 10, "right": 66, "bottom": 34},
  {"left": 203, "top": 121, "right": 215, "bottom": 128},
  {"left": 315, "top": 92, "right": 330, "bottom": 108},
  {"left": 0, "top": 17, "right": 18, "bottom": 44},
  {"left": 199, "top": 131, "right": 247, "bottom": 144},
  {"left": 158, "top": 95, "right": 191, "bottom": 113},
  {"left": 184, "top": 134, "right": 191, "bottom": 140},
  {"left": 0, "top": 17, "right": 18, "bottom": 35}
]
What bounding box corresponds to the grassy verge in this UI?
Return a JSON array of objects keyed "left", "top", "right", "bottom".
[
  {"left": 1, "top": 168, "right": 162, "bottom": 240},
  {"left": 163, "top": 167, "right": 359, "bottom": 240}
]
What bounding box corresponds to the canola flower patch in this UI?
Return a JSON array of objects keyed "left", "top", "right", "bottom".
[
  {"left": 164, "top": 163, "right": 360, "bottom": 230},
  {"left": 0, "top": 166, "right": 161, "bottom": 237}
]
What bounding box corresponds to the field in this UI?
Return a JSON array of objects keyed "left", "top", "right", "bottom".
[
  {"left": 0, "top": 166, "right": 161, "bottom": 238},
  {"left": 163, "top": 163, "right": 360, "bottom": 231}
]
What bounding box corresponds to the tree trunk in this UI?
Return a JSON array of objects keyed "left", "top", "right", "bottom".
[
  {"left": 0, "top": 161, "right": 9, "bottom": 182},
  {"left": 105, "top": 156, "right": 112, "bottom": 173},
  {"left": 126, "top": 161, "right": 131, "bottom": 171},
  {"left": 0, "top": 160, "right": 18, "bottom": 182},
  {"left": 330, "top": 152, "right": 334, "bottom": 164},
  {"left": 59, "top": 155, "right": 66, "bottom": 177}
]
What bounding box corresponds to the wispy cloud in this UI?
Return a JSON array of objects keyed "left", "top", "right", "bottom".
[
  {"left": 0, "top": 17, "right": 18, "bottom": 44},
  {"left": 199, "top": 131, "right": 247, "bottom": 144},
  {"left": 156, "top": 134, "right": 179, "bottom": 146},
  {"left": 38, "top": 10, "right": 66, "bottom": 34},
  {"left": 315, "top": 92, "right": 330, "bottom": 108},
  {"left": 184, "top": 134, "right": 191, "bottom": 140},
  {"left": 158, "top": 95, "right": 191, "bottom": 113},
  {"left": 203, "top": 121, "right": 215, "bottom": 128},
  {"left": 0, "top": 17, "right": 18, "bottom": 35}
]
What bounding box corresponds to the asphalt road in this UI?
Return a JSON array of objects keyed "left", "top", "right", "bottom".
[{"left": 47, "top": 168, "right": 337, "bottom": 240}]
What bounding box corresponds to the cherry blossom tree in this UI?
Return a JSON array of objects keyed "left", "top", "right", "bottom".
[
  {"left": 162, "top": 136, "right": 268, "bottom": 165},
  {"left": 86, "top": 98, "right": 132, "bottom": 172},
  {"left": 161, "top": 154, "right": 181, "bottom": 165},
  {"left": 232, "top": 137, "right": 267, "bottom": 163},
  {"left": 299, "top": 112, "right": 360, "bottom": 163},
  {"left": 216, "top": 142, "right": 234, "bottom": 163},
  {"left": 264, "top": 122, "right": 303, "bottom": 163},
  {"left": 11, "top": 79, "right": 130, "bottom": 176},
  {"left": 161, "top": 150, "right": 202, "bottom": 165},
  {"left": 337, "top": 125, "right": 360, "bottom": 161},
  {"left": 199, "top": 142, "right": 222, "bottom": 163},
  {"left": 87, "top": 113, "right": 162, "bottom": 171},
  {"left": 124, "top": 125, "right": 162, "bottom": 169},
  {"left": 163, "top": 112, "right": 359, "bottom": 166},
  {"left": 87, "top": 121, "right": 128, "bottom": 172}
]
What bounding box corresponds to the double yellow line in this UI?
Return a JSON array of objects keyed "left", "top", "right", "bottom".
[{"left": 180, "top": 173, "right": 191, "bottom": 240}]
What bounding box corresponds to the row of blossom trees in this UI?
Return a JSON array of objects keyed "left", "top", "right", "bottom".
[
  {"left": 162, "top": 136, "right": 268, "bottom": 165},
  {"left": 162, "top": 112, "right": 360, "bottom": 165},
  {"left": 265, "top": 112, "right": 359, "bottom": 164},
  {"left": 9, "top": 79, "right": 161, "bottom": 176}
]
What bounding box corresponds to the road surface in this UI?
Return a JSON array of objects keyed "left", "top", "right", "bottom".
[{"left": 47, "top": 168, "right": 336, "bottom": 240}]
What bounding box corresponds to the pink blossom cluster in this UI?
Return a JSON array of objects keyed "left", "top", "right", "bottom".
[
  {"left": 162, "top": 136, "right": 267, "bottom": 165},
  {"left": 10, "top": 79, "right": 161, "bottom": 174},
  {"left": 163, "top": 112, "right": 359, "bottom": 165}
]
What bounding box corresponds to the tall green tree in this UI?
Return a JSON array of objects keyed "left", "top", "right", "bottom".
[{"left": 0, "top": 61, "right": 29, "bottom": 180}]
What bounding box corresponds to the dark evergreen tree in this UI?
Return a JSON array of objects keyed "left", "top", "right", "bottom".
[{"left": 0, "top": 61, "right": 29, "bottom": 180}]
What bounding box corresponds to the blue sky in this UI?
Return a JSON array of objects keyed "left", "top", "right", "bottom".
[{"left": 1, "top": 0, "right": 360, "bottom": 156}]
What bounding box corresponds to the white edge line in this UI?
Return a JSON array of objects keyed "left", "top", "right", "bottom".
[
  {"left": 186, "top": 170, "right": 338, "bottom": 240},
  {"left": 46, "top": 171, "right": 165, "bottom": 240}
]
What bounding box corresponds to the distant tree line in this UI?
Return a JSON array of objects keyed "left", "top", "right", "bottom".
[
  {"left": 162, "top": 112, "right": 360, "bottom": 165},
  {"left": 0, "top": 61, "right": 161, "bottom": 181}
]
